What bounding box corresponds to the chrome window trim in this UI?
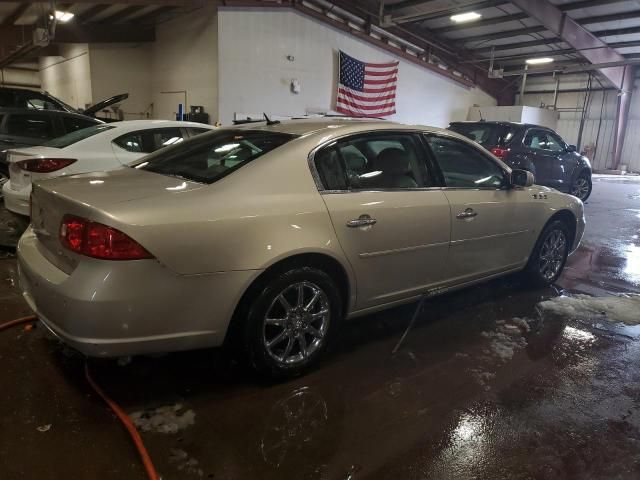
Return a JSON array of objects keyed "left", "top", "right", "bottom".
[{"left": 307, "top": 128, "right": 433, "bottom": 194}]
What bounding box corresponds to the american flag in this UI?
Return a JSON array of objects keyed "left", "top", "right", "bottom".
[{"left": 336, "top": 51, "right": 399, "bottom": 117}]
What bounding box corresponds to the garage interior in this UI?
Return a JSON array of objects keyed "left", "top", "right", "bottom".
[{"left": 1, "top": 1, "right": 640, "bottom": 479}]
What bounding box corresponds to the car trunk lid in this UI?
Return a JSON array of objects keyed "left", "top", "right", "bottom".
[{"left": 30, "top": 168, "right": 204, "bottom": 273}]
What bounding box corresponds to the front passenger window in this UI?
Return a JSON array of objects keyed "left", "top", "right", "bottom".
[{"left": 425, "top": 135, "right": 506, "bottom": 189}]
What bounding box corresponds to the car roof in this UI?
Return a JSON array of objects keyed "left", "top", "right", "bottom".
[
  {"left": 449, "top": 120, "right": 552, "bottom": 130},
  {"left": 0, "top": 107, "right": 100, "bottom": 121},
  {"left": 230, "top": 118, "right": 453, "bottom": 137},
  {"left": 104, "top": 119, "right": 215, "bottom": 129}
]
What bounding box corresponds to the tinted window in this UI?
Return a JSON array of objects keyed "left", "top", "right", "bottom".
[
  {"left": 6, "top": 114, "right": 54, "bottom": 139},
  {"left": 524, "top": 129, "right": 565, "bottom": 152},
  {"left": 15, "top": 91, "right": 60, "bottom": 110},
  {"left": 426, "top": 135, "right": 506, "bottom": 189},
  {"left": 0, "top": 90, "right": 15, "bottom": 107},
  {"left": 62, "top": 116, "right": 98, "bottom": 133},
  {"left": 448, "top": 123, "right": 516, "bottom": 147},
  {"left": 315, "top": 134, "right": 430, "bottom": 190},
  {"left": 45, "top": 124, "right": 115, "bottom": 148},
  {"left": 187, "top": 127, "right": 211, "bottom": 137},
  {"left": 114, "top": 128, "right": 184, "bottom": 153},
  {"left": 134, "top": 130, "right": 295, "bottom": 184}
]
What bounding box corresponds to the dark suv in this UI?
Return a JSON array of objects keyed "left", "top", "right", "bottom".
[{"left": 448, "top": 121, "right": 592, "bottom": 201}]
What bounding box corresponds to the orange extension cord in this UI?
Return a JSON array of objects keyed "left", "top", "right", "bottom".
[{"left": 0, "top": 315, "right": 160, "bottom": 480}]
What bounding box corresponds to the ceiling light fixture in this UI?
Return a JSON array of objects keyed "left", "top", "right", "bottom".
[
  {"left": 50, "top": 10, "right": 74, "bottom": 23},
  {"left": 450, "top": 12, "right": 481, "bottom": 23},
  {"left": 526, "top": 57, "right": 554, "bottom": 65}
]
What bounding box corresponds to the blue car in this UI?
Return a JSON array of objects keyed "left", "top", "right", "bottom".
[{"left": 449, "top": 121, "right": 592, "bottom": 201}]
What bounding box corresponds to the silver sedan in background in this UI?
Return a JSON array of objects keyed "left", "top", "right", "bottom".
[{"left": 18, "top": 119, "right": 585, "bottom": 378}]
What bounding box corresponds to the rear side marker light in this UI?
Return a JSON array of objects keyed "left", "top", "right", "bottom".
[
  {"left": 60, "top": 215, "right": 153, "bottom": 260},
  {"left": 17, "top": 158, "right": 77, "bottom": 173}
]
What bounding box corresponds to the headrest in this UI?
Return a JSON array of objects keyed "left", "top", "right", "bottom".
[
  {"left": 375, "top": 148, "right": 410, "bottom": 175},
  {"left": 342, "top": 151, "right": 367, "bottom": 171}
]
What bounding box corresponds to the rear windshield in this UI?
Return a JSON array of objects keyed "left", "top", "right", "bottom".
[
  {"left": 133, "top": 130, "right": 296, "bottom": 184},
  {"left": 45, "top": 124, "right": 114, "bottom": 148},
  {"left": 448, "top": 123, "right": 516, "bottom": 147}
]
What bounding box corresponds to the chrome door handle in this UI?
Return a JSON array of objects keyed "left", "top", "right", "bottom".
[
  {"left": 347, "top": 214, "right": 377, "bottom": 228},
  {"left": 456, "top": 208, "right": 478, "bottom": 219}
]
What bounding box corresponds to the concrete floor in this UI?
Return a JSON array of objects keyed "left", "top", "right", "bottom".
[{"left": 1, "top": 175, "right": 640, "bottom": 479}]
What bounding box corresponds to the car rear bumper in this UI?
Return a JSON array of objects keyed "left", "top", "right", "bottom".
[
  {"left": 2, "top": 181, "right": 30, "bottom": 216},
  {"left": 18, "top": 227, "right": 259, "bottom": 357}
]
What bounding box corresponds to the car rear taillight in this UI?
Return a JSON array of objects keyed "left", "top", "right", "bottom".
[
  {"left": 17, "top": 158, "right": 77, "bottom": 173},
  {"left": 60, "top": 215, "right": 153, "bottom": 260},
  {"left": 490, "top": 147, "right": 509, "bottom": 160}
]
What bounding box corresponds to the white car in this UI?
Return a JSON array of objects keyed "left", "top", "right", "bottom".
[{"left": 2, "top": 120, "right": 213, "bottom": 216}]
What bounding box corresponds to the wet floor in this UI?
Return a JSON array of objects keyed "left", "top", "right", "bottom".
[{"left": 1, "top": 175, "right": 640, "bottom": 479}]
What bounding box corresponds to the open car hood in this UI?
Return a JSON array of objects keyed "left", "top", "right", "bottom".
[{"left": 83, "top": 93, "right": 129, "bottom": 115}]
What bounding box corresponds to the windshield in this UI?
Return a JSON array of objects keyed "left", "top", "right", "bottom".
[
  {"left": 45, "top": 124, "right": 115, "bottom": 148},
  {"left": 449, "top": 123, "right": 516, "bottom": 147},
  {"left": 133, "top": 130, "right": 296, "bottom": 184}
]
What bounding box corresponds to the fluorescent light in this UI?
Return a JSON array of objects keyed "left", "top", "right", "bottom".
[
  {"left": 50, "top": 10, "right": 74, "bottom": 22},
  {"left": 526, "top": 57, "right": 554, "bottom": 65},
  {"left": 450, "top": 12, "right": 481, "bottom": 23}
]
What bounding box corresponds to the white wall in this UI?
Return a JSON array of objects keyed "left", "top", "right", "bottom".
[
  {"left": 150, "top": 5, "right": 218, "bottom": 122},
  {"left": 39, "top": 44, "right": 92, "bottom": 109},
  {"left": 89, "top": 44, "right": 152, "bottom": 120},
  {"left": 217, "top": 8, "right": 496, "bottom": 126}
]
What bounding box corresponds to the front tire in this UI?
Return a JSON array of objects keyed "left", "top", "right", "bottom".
[
  {"left": 525, "top": 220, "right": 570, "bottom": 286},
  {"left": 571, "top": 173, "right": 592, "bottom": 201},
  {"left": 243, "top": 267, "right": 342, "bottom": 379}
]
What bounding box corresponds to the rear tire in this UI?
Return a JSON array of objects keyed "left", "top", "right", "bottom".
[
  {"left": 243, "top": 267, "right": 342, "bottom": 379},
  {"left": 570, "top": 173, "right": 592, "bottom": 202},
  {"left": 525, "top": 220, "right": 570, "bottom": 286}
]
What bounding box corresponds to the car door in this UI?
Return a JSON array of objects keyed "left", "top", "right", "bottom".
[
  {"left": 424, "top": 133, "right": 540, "bottom": 284},
  {"left": 112, "top": 127, "right": 185, "bottom": 164},
  {"left": 313, "top": 131, "right": 451, "bottom": 309},
  {"left": 522, "top": 129, "right": 567, "bottom": 189}
]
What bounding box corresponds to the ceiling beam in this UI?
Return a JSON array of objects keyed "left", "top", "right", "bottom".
[
  {"left": 135, "top": 5, "right": 178, "bottom": 23},
  {"left": 434, "top": 13, "right": 528, "bottom": 34},
  {"left": 2, "top": 3, "right": 29, "bottom": 26},
  {"left": 393, "top": 0, "right": 509, "bottom": 24},
  {"left": 75, "top": 4, "right": 111, "bottom": 23},
  {"left": 54, "top": 23, "right": 155, "bottom": 42},
  {"left": 458, "top": 26, "right": 547, "bottom": 44},
  {"left": 98, "top": 5, "right": 147, "bottom": 24}
]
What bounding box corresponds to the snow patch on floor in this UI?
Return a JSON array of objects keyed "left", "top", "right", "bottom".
[
  {"left": 469, "top": 318, "right": 532, "bottom": 389},
  {"left": 130, "top": 403, "right": 195, "bottom": 434},
  {"left": 481, "top": 319, "right": 529, "bottom": 363},
  {"left": 538, "top": 294, "right": 640, "bottom": 325}
]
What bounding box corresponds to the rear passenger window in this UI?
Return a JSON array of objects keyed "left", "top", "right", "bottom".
[
  {"left": 62, "top": 116, "right": 97, "bottom": 133},
  {"left": 314, "top": 134, "right": 430, "bottom": 191},
  {"left": 6, "top": 114, "right": 54, "bottom": 139}
]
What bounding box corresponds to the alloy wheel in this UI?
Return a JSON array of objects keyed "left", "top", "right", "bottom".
[
  {"left": 539, "top": 229, "right": 567, "bottom": 281},
  {"left": 262, "top": 281, "right": 330, "bottom": 366},
  {"left": 571, "top": 177, "right": 590, "bottom": 201}
]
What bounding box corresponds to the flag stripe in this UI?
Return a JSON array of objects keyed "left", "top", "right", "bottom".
[
  {"left": 336, "top": 98, "right": 396, "bottom": 111},
  {"left": 364, "top": 68, "right": 399, "bottom": 77},
  {"left": 336, "top": 105, "right": 396, "bottom": 117},
  {"left": 338, "top": 87, "right": 396, "bottom": 103},
  {"left": 363, "top": 77, "right": 397, "bottom": 85},
  {"left": 363, "top": 61, "right": 398, "bottom": 68}
]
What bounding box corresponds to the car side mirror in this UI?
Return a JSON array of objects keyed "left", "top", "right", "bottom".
[
  {"left": 511, "top": 169, "right": 534, "bottom": 188},
  {"left": 567, "top": 144, "right": 577, "bottom": 152}
]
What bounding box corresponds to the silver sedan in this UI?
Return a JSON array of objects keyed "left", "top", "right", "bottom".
[{"left": 18, "top": 119, "right": 585, "bottom": 377}]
